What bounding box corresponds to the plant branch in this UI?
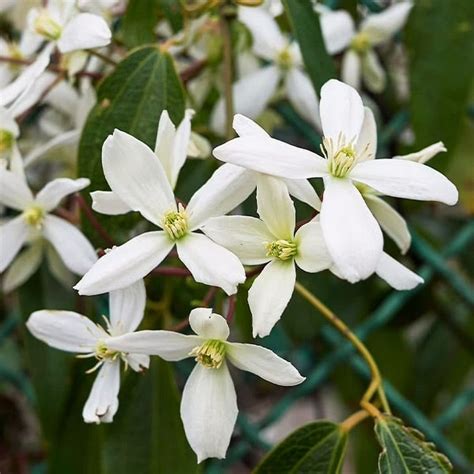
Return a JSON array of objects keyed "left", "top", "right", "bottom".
[
  {"left": 87, "top": 49, "right": 118, "bottom": 66},
  {"left": 340, "top": 409, "right": 371, "bottom": 432},
  {"left": 294, "top": 281, "right": 391, "bottom": 414},
  {"left": 219, "top": 4, "right": 235, "bottom": 140}
]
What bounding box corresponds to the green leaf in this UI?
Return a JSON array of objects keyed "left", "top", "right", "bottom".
[
  {"left": 78, "top": 46, "right": 185, "bottom": 240},
  {"left": 375, "top": 415, "right": 453, "bottom": 473},
  {"left": 104, "top": 359, "right": 198, "bottom": 473},
  {"left": 158, "top": 0, "right": 183, "bottom": 32},
  {"left": 122, "top": 0, "right": 159, "bottom": 48},
  {"left": 254, "top": 421, "right": 347, "bottom": 473},
  {"left": 405, "top": 0, "right": 474, "bottom": 165},
  {"left": 283, "top": 0, "right": 335, "bottom": 96}
]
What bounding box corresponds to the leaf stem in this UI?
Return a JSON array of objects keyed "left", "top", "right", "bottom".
[
  {"left": 87, "top": 49, "right": 118, "bottom": 66},
  {"left": 340, "top": 409, "right": 371, "bottom": 432},
  {"left": 294, "top": 281, "right": 391, "bottom": 414},
  {"left": 219, "top": 4, "right": 235, "bottom": 140}
]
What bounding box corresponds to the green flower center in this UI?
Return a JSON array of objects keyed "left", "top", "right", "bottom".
[
  {"left": 33, "top": 10, "right": 63, "bottom": 41},
  {"left": 265, "top": 239, "right": 297, "bottom": 261},
  {"left": 190, "top": 339, "right": 226, "bottom": 369},
  {"left": 276, "top": 48, "right": 293, "bottom": 70},
  {"left": 23, "top": 206, "right": 45, "bottom": 229},
  {"left": 351, "top": 32, "right": 371, "bottom": 54},
  {"left": 321, "top": 134, "right": 364, "bottom": 178},
  {"left": 0, "top": 129, "right": 15, "bottom": 154},
  {"left": 162, "top": 204, "right": 188, "bottom": 240},
  {"left": 95, "top": 341, "right": 121, "bottom": 362}
]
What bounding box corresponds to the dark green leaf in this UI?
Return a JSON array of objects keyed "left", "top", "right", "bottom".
[
  {"left": 104, "top": 359, "right": 198, "bottom": 474},
  {"left": 158, "top": 0, "right": 183, "bottom": 32},
  {"left": 405, "top": 0, "right": 474, "bottom": 165},
  {"left": 122, "top": 0, "right": 159, "bottom": 48},
  {"left": 78, "top": 46, "right": 185, "bottom": 241},
  {"left": 283, "top": 0, "right": 336, "bottom": 96},
  {"left": 375, "top": 415, "right": 453, "bottom": 473},
  {"left": 254, "top": 421, "right": 347, "bottom": 473}
]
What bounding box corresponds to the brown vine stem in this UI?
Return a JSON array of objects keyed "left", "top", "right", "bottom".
[
  {"left": 219, "top": 3, "right": 235, "bottom": 140},
  {"left": 87, "top": 49, "right": 118, "bottom": 67},
  {"left": 294, "top": 281, "right": 391, "bottom": 415},
  {"left": 340, "top": 409, "right": 371, "bottom": 432}
]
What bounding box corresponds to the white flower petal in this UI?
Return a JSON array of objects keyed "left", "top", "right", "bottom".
[
  {"left": 82, "top": 360, "right": 120, "bottom": 424},
  {"left": 320, "top": 79, "right": 365, "bottom": 141},
  {"left": 320, "top": 9, "right": 355, "bottom": 54},
  {"left": 320, "top": 176, "right": 383, "bottom": 282},
  {"left": 227, "top": 343, "right": 304, "bottom": 386},
  {"left": 0, "top": 216, "right": 28, "bottom": 272},
  {"left": 375, "top": 252, "right": 423, "bottom": 290},
  {"left": 106, "top": 330, "right": 202, "bottom": 361},
  {"left": 360, "top": 2, "right": 413, "bottom": 46},
  {"left": 42, "top": 215, "right": 97, "bottom": 275},
  {"left": 170, "top": 109, "right": 194, "bottom": 188},
  {"left": 154, "top": 111, "right": 176, "bottom": 181},
  {"left": 351, "top": 159, "right": 459, "bottom": 205},
  {"left": 364, "top": 194, "right": 411, "bottom": 253},
  {"left": 394, "top": 141, "right": 447, "bottom": 164},
  {"left": 0, "top": 105, "right": 19, "bottom": 135},
  {"left": 125, "top": 353, "right": 150, "bottom": 372},
  {"left": 202, "top": 216, "right": 272, "bottom": 265},
  {"left": 285, "top": 68, "right": 321, "bottom": 130},
  {"left": 362, "top": 50, "right": 386, "bottom": 93},
  {"left": 186, "top": 163, "right": 256, "bottom": 230},
  {"left": 109, "top": 279, "right": 146, "bottom": 335},
  {"left": 0, "top": 43, "right": 53, "bottom": 107},
  {"left": 341, "top": 50, "right": 361, "bottom": 91},
  {"left": 102, "top": 130, "right": 176, "bottom": 226},
  {"left": 233, "top": 114, "right": 270, "bottom": 138},
  {"left": 238, "top": 6, "right": 286, "bottom": 61},
  {"left": 181, "top": 362, "right": 237, "bottom": 463},
  {"left": 35, "top": 177, "right": 90, "bottom": 212},
  {"left": 176, "top": 233, "right": 245, "bottom": 296},
  {"left": 356, "top": 107, "right": 377, "bottom": 161},
  {"left": 210, "top": 66, "right": 280, "bottom": 136},
  {"left": 295, "top": 221, "right": 332, "bottom": 273},
  {"left": 58, "top": 13, "right": 112, "bottom": 53},
  {"left": 284, "top": 178, "right": 322, "bottom": 210},
  {"left": 213, "top": 136, "right": 328, "bottom": 179},
  {"left": 90, "top": 190, "right": 132, "bottom": 216},
  {"left": 0, "top": 168, "right": 33, "bottom": 210},
  {"left": 189, "top": 308, "right": 230, "bottom": 340},
  {"left": 75, "top": 231, "right": 173, "bottom": 295},
  {"left": 248, "top": 260, "right": 296, "bottom": 338},
  {"left": 26, "top": 310, "right": 103, "bottom": 353},
  {"left": 2, "top": 241, "right": 43, "bottom": 293},
  {"left": 257, "top": 175, "right": 295, "bottom": 239}
]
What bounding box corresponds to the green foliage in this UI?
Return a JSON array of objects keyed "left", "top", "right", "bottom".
[
  {"left": 254, "top": 421, "right": 347, "bottom": 473},
  {"left": 122, "top": 0, "right": 159, "bottom": 48},
  {"left": 104, "top": 359, "right": 198, "bottom": 474},
  {"left": 158, "top": 0, "right": 183, "bottom": 32},
  {"left": 78, "top": 46, "right": 185, "bottom": 240},
  {"left": 405, "top": 0, "right": 474, "bottom": 165},
  {"left": 375, "top": 415, "right": 453, "bottom": 473},
  {"left": 283, "top": 0, "right": 336, "bottom": 96}
]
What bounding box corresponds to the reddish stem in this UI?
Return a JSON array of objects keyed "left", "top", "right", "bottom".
[
  {"left": 226, "top": 294, "right": 236, "bottom": 322},
  {"left": 150, "top": 266, "right": 191, "bottom": 277}
]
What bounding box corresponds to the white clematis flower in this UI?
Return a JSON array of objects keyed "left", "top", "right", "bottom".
[
  {"left": 213, "top": 80, "right": 458, "bottom": 283},
  {"left": 210, "top": 6, "right": 320, "bottom": 135},
  {"left": 75, "top": 128, "right": 253, "bottom": 296},
  {"left": 105, "top": 307, "right": 305, "bottom": 461},
  {"left": 0, "top": 170, "right": 97, "bottom": 282},
  {"left": 0, "top": 0, "right": 111, "bottom": 107},
  {"left": 320, "top": 2, "right": 413, "bottom": 92},
  {"left": 0, "top": 105, "right": 24, "bottom": 176},
  {"left": 26, "top": 280, "right": 149, "bottom": 423},
  {"left": 203, "top": 175, "right": 331, "bottom": 337}
]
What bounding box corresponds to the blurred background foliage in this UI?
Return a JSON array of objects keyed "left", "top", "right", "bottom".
[{"left": 0, "top": 0, "right": 473, "bottom": 473}]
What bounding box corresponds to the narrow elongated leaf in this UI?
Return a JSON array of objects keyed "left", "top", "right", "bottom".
[
  {"left": 104, "top": 359, "right": 198, "bottom": 474},
  {"left": 405, "top": 0, "right": 474, "bottom": 166},
  {"left": 375, "top": 415, "right": 453, "bottom": 473},
  {"left": 122, "top": 0, "right": 159, "bottom": 48},
  {"left": 78, "top": 46, "right": 185, "bottom": 240},
  {"left": 254, "top": 421, "right": 347, "bottom": 473},
  {"left": 283, "top": 0, "right": 336, "bottom": 96}
]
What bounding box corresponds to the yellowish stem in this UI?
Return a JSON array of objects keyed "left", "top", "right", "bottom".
[
  {"left": 294, "top": 281, "right": 391, "bottom": 414},
  {"left": 340, "top": 409, "right": 371, "bottom": 432},
  {"left": 220, "top": 4, "right": 235, "bottom": 140}
]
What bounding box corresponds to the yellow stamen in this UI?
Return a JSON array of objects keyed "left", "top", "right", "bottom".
[
  {"left": 162, "top": 203, "right": 188, "bottom": 240},
  {"left": 265, "top": 239, "right": 297, "bottom": 261},
  {"left": 23, "top": 206, "right": 45, "bottom": 229},
  {"left": 351, "top": 32, "right": 371, "bottom": 54},
  {"left": 190, "top": 339, "right": 226, "bottom": 369},
  {"left": 33, "top": 9, "right": 63, "bottom": 41},
  {"left": 0, "top": 129, "right": 15, "bottom": 154}
]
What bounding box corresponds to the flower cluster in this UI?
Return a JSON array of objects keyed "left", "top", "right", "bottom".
[{"left": 0, "top": 0, "right": 459, "bottom": 465}]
